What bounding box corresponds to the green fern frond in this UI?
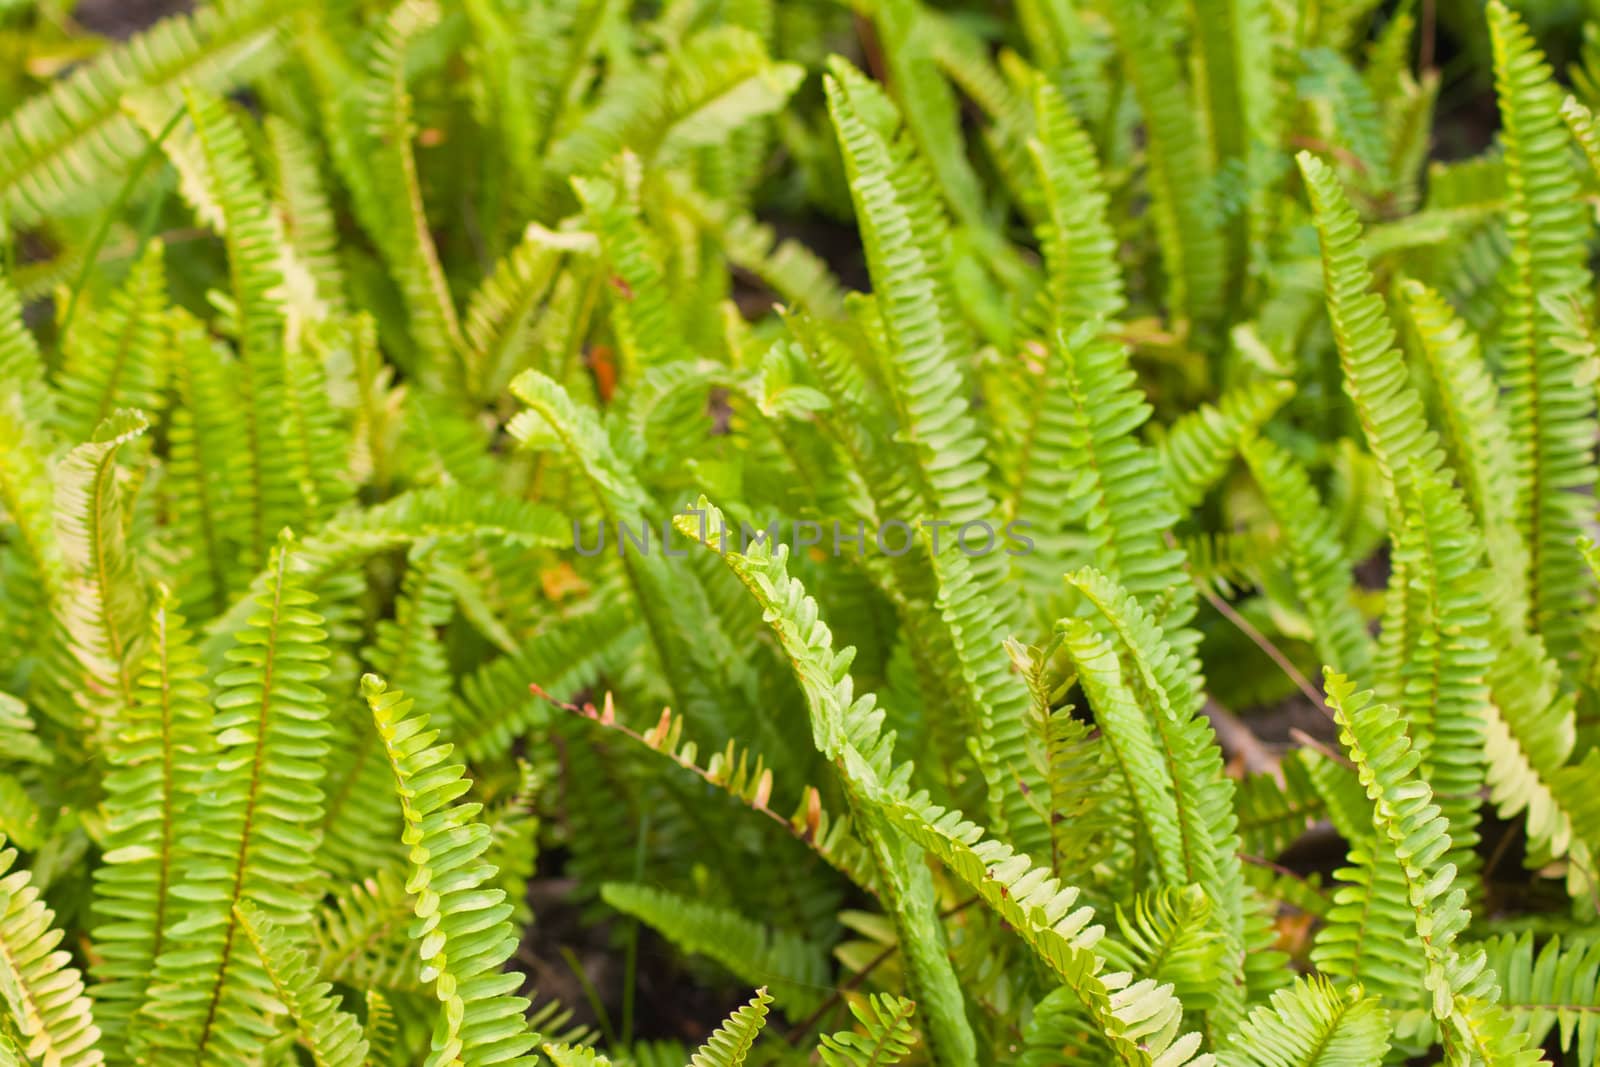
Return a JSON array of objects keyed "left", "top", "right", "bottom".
[
  {"left": 51, "top": 409, "right": 150, "bottom": 740},
  {"left": 817, "top": 992, "right": 917, "bottom": 1066},
  {"left": 1296, "top": 152, "right": 1447, "bottom": 511},
  {"left": 554, "top": 694, "right": 879, "bottom": 895},
  {"left": 1104, "top": 1, "right": 1225, "bottom": 336},
  {"left": 1223, "top": 976, "right": 1389, "bottom": 1067},
  {"left": 674, "top": 500, "right": 976, "bottom": 1065},
  {"left": 0, "top": 273, "right": 49, "bottom": 419},
  {"left": 265, "top": 115, "right": 347, "bottom": 316},
  {"left": 184, "top": 86, "right": 302, "bottom": 569},
  {"left": 600, "top": 885, "right": 825, "bottom": 1018},
  {"left": 877, "top": 791, "right": 1211, "bottom": 1067},
  {"left": 163, "top": 309, "right": 245, "bottom": 618},
  {"left": 1479, "top": 932, "right": 1600, "bottom": 1064},
  {"left": 1381, "top": 465, "right": 1492, "bottom": 887},
  {"left": 361, "top": 674, "right": 537, "bottom": 1066},
  {"left": 822, "top": 62, "right": 997, "bottom": 564},
  {"left": 687, "top": 988, "right": 771, "bottom": 1067},
  {"left": 90, "top": 589, "right": 213, "bottom": 1052},
  {"left": 52, "top": 244, "right": 168, "bottom": 446},
  {"left": 542, "top": 1044, "right": 610, "bottom": 1067},
  {"left": 572, "top": 158, "right": 680, "bottom": 378},
  {"left": 0, "top": 0, "right": 302, "bottom": 225},
  {"left": 1400, "top": 279, "right": 1526, "bottom": 614},
  {"left": 1161, "top": 379, "right": 1295, "bottom": 511},
  {"left": 363, "top": 0, "right": 466, "bottom": 393},
  {"left": 1239, "top": 436, "right": 1373, "bottom": 678},
  {"left": 233, "top": 900, "right": 369, "bottom": 1067},
  {"left": 462, "top": 226, "right": 582, "bottom": 402},
  {"left": 140, "top": 531, "right": 331, "bottom": 1063},
  {"left": 1487, "top": 0, "right": 1598, "bottom": 659},
  {"left": 1101, "top": 886, "right": 1225, "bottom": 1015},
  {"left": 314, "top": 872, "right": 419, "bottom": 995},
  {"left": 1321, "top": 670, "right": 1535, "bottom": 1061},
  {"left": 1024, "top": 73, "right": 1124, "bottom": 330},
  {"left": 0, "top": 844, "right": 104, "bottom": 1065},
  {"left": 1061, "top": 565, "right": 1247, "bottom": 1030},
  {"left": 510, "top": 371, "right": 749, "bottom": 743}
]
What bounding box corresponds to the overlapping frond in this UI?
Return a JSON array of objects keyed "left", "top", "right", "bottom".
[
  {"left": 51, "top": 409, "right": 151, "bottom": 739},
  {"left": 817, "top": 993, "right": 918, "bottom": 1066},
  {"left": 233, "top": 900, "right": 369, "bottom": 1067},
  {"left": 0, "top": 844, "right": 104, "bottom": 1066},
  {"left": 139, "top": 532, "right": 331, "bottom": 1063},
  {"left": 1223, "top": 977, "right": 1389, "bottom": 1067},
  {"left": 184, "top": 86, "right": 300, "bottom": 569},
  {"left": 600, "top": 885, "right": 825, "bottom": 1017},
  {"left": 1240, "top": 436, "right": 1373, "bottom": 677},
  {"left": 90, "top": 589, "right": 213, "bottom": 1051},
  {"left": 1487, "top": 0, "right": 1598, "bottom": 658},
  {"left": 0, "top": 0, "right": 302, "bottom": 225},
  {"left": 53, "top": 245, "right": 168, "bottom": 446},
  {"left": 361, "top": 675, "right": 537, "bottom": 1066}
]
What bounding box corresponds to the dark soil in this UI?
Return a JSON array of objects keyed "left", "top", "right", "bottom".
[{"left": 74, "top": 0, "right": 193, "bottom": 38}]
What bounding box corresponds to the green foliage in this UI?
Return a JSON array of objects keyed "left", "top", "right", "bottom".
[{"left": 0, "top": 1, "right": 1597, "bottom": 1063}]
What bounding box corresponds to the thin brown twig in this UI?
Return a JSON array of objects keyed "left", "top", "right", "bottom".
[
  {"left": 1290, "top": 728, "right": 1353, "bottom": 770},
  {"left": 1199, "top": 584, "right": 1329, "bottom": 715}
]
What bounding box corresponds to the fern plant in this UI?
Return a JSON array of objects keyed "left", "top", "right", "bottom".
[{"left": 0, "top": 0, "right": 1599, "bottom": 1063}]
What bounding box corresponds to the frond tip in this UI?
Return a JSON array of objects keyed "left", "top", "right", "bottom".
[{"left": 688, "top": 988, "right": 771, "bottom": 1067}]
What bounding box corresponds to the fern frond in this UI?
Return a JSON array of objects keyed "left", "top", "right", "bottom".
[
  {"left": 817, "top": 992, "right": 917, "bottom": 1066},
  {"left": 0, "top": 844, "right": 104, "bottom": 1065},
  {"left": 1062, "top": 565, "right": 1247, "bottom": 1031},
  {"left": 687, "top": 988, "right": 771, "bottom": 1067},
  {"left": 1104, "top": 1, "right": 1224, "bottom": 335},
  {"left": 1322, "top": 670, "right": 1534, "bottom": 1061},
  {"left": 184, "top": 86, "right": 301, "bottom": 569},
  {"left": 1479, "top": 932, "right": 1600, "bottom": 1064},
  {"left": 140, "top": 531, "right": 331, "bottom": 1063},
  {"left": 1239, "top": 437, "right": 1374, "bottom": 681},
  {"left": 90, "top": 589, "right": 213, "bottom": 1052},
  {"left": 0, "top": 0, "right": 301, "bottom": 225},
  {"left": 363, "top": 0, "right": 466, "bottom": 393},
  {"left": 1488, "top": 0, "right": 1598, "bottom": 658},
  {"left": 233, "top": 900, "right": 369, "bottom": 1067},
  {"left": 600, "top": 885, "right": 825, "bottom": 1018},
  {"left": 1223, "top": 976, "right": 1389, "bottom": 1067},
  {"left": 462, "top": 225, "right": 580, "bottom": 402},
  {"left": 1296, "top": 152, "right": 1447, "bottom": 511},
  {"left": 1161, "top": 379, "right": 1295, "bottom": 511},
  {"left": 572, "top": 158, "right": 679, "bottom": 378},
  {"left": 162, "top": 309, "right": 245, "bottom": 618},
  {"left": 0, "top": 273, "right": 49, "bottom": 419},
  {"left": 314, "top": 872, "right": 419, "bottom": 995},
  {"left": 510, "top": 371, "right": 750, "bottom": 742},
  {"left": 1400, "top": 279, "right": 1526, "bottom": 615},
  {"left": 52, "top": 244, "right": 168, "bottom": 446},
  {"left": 1383, "top": 464, "right": 1492, "bottom": 886},
  {"left": 361, "top": 674, "right": 537, "bottom": 1066},
  {"left": 52, "top": 409, "right": 150, "bottom": 741},
  {"left": 548, "top": 692, "right": 879, "bottom": 895},
  {"left": 1024, "top": 72, "right": 1124, "bottom": 329},
  {"left": 674, "top": 501, "right": 976, "bottom": 1065},
  {"left": 266, "top": 115, "right": 347, "bottom": 316},
  {"left": 877, "top": 791, "right": 1211, "bottom": 1067}
]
